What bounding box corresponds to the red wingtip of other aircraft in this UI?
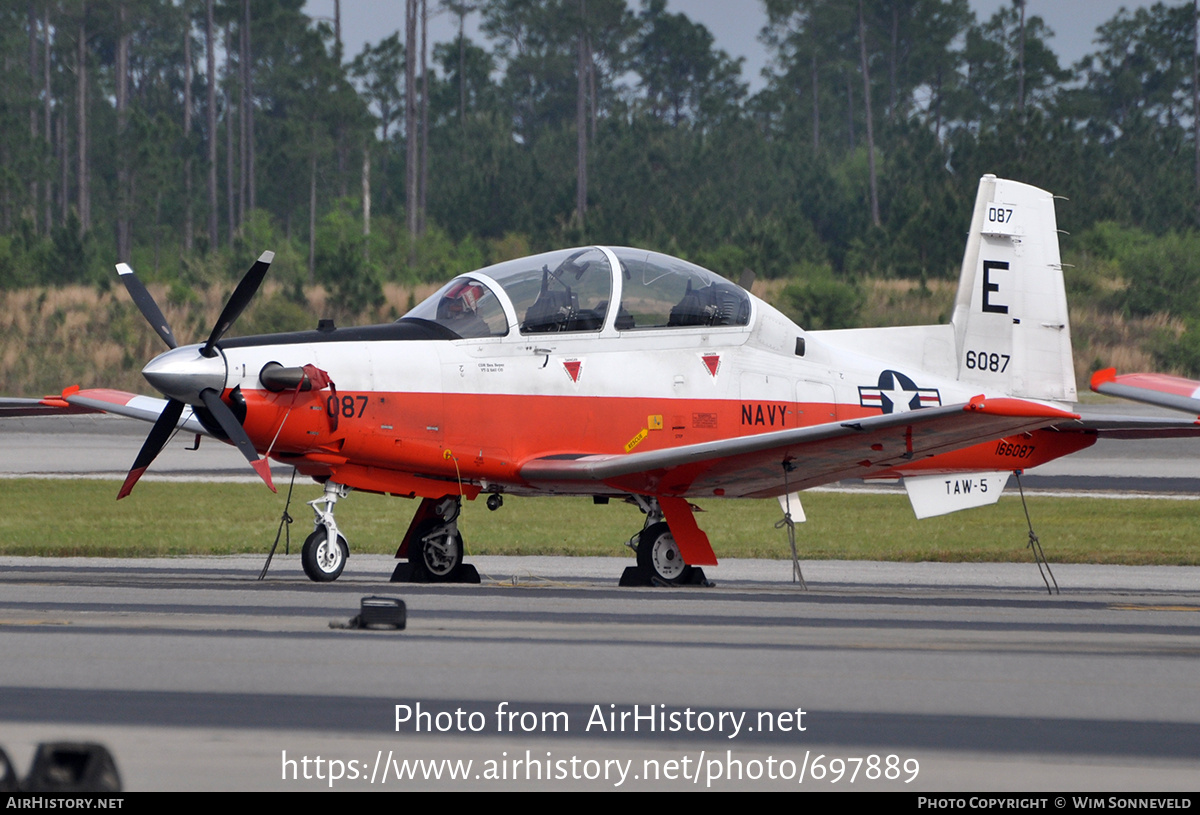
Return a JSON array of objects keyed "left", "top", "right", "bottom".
[{"left": 1090, "top": 367, "right": 1117, "bottom": 389}]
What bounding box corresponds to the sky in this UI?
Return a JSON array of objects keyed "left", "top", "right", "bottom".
[{"left": 305, "top": 0, "right": 1145, "bottom": 92}]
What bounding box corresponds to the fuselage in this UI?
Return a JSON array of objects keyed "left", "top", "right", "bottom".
[{"left": 162, "top": 246, "right": 1092, "bottom": 500}]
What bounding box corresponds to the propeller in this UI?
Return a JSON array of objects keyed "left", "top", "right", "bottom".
[{"left": 116, "top": 251, "right": 277, "bottom": 499}]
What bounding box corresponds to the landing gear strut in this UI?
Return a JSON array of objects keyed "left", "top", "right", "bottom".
[{"left": 301, "top": 481, "right": 351, "bottom": 582}]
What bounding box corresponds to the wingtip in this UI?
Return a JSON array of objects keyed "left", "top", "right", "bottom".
[
  {"left": 1090, "top": 367, "right": 1117, "bottom": 391},
  {"left": 39, "top": 383, "right": 82, "bottom": 409},
  {"left": 964, "top": 396, "right": 1079, "bottom": 421}
]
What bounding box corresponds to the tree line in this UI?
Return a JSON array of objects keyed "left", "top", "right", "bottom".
[{"left": 3, "top": 0, "right": 1200, "bottom": 330}]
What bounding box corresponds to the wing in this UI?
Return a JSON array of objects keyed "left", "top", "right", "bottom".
[
  {"left": 1066, "top": 409, "right": 1200, "bottom": 439},
  {"left": 1090, "top": 368, "right": 1200, "bottom": 417},
  {"left": 0, "top": 386, "right": 208, "bottom": 435},
  {"left": 520, "top": 397, "right": 1079, "bottom": 499},
  {"left": 0, "top": 397, "right": 98, "bottom": 417}
]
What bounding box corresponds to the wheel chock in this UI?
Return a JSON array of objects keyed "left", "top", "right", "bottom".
[
  {"left": 23, "top": 743, "right": 122, "bottom": 792},
  {"left": 619, "top": 565, "right": 712, "bottom": 587},
  {"left": 0, "top": 747, "right": 17, "bottom": 792},
  {"left": 391, "top": 561, "right": 481, "bottom": 584}
]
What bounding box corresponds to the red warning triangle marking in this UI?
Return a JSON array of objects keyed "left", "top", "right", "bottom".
[
  {"left": 563, "top": 360, "right": 582, "bottom": 382},
  {"left": 701, "top": 354, "right": 720, "bottom": 377}
]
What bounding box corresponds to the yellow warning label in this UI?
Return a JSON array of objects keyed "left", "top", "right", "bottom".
[
  {"left": 648, "top": 415, "right": 663, "bottom": 430},
  {"left": 624, "top": 428, "right": 649, "bottom": 452}
]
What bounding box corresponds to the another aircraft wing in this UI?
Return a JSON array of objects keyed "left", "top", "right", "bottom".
[
  {"left": 1063, "top": 410, "right": 1200, "bottom": 439},
  {"left": 0, "top": 397, "right": 99, "bottom": 417},
  {"left": 1089, "top": 368, "right": 1200, "bottom": 416},
  {"left": 520, "top": 397, "right": 1078, "bottom": 499},
  {"left": 0, "top": 386, "right": 208, "bottom": 435}
]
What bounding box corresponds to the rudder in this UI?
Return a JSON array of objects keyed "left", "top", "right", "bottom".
[{"left": 950, "top": 175, "right": 1076, "bottom": 403}]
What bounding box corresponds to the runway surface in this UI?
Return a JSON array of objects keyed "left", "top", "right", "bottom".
[{"left": 1, "top": 554, "right": 1198, "bottom": 791}]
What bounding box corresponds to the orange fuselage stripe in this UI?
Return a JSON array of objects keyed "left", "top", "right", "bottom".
[{"left": 239, "top": 389, "right": 1089, "bottom": 492}]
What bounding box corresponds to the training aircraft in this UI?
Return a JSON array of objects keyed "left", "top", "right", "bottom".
[{"left": 9, "top": 174, "right": 1199, "bottom": 584}]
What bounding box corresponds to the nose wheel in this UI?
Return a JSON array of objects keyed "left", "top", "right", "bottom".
[{"left": 302, "top": 529, "right": 348, "bottom": 582}]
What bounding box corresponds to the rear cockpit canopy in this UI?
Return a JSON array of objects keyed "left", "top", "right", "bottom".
[
  {"left": 615, "top": 248, "right": 750, "bottom": 330},
  {"left": 403, "top": 246, "right": 751, "bottom": 339}
]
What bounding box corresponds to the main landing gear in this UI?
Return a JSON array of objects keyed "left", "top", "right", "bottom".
[
  {"left": 410, "top": 497, "right": 464, "bottom": 580},
  {"left": 620, "top": 497, "right": 711, "bottom": 587},
  {"left": 391, "top": 496, "right": 481, "bottom": 584},
  {"left": 638, "top": 522, "right": 688, "bottom": 583}
]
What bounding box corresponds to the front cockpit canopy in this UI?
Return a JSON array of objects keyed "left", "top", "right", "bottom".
[{"left": 404, "top": 246, "right": 750, "bottom": 338}]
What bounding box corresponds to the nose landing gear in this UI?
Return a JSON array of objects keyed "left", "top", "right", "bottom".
[{"left": 301, "top": 481, "right": 351, "bottom": 582}]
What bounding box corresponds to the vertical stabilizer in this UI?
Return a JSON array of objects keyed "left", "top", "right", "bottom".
[{"left": 950, "top": 175, "right": 1076, "bottom": 402}]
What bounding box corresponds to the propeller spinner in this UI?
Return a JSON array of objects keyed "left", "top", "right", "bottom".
[{"left": 116, "top": 252, "right": 277, "bottom": 499}]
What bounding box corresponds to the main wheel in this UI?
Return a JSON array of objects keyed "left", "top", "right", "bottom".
[
  {"left": 637, "top": 521, "right": 690, "bottom": 584},
  {"left": 409, "top": 519, "right": 463, "bottom": 581},
  {"left": 302, "top": 528, "right": 348, "bottom": 582}
]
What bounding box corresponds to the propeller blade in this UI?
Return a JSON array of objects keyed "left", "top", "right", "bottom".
[
  {"left": 117, "top": 398, "right": 185, "bottom": 499},
  {"left": 198, "top": 388, "right": 276, "bottom": 493},
  {"left": 116, "top": 263, "right": 177, "bottom": 350},
  {"left": 201, "top": 250, "right": 274, "bottom": 357}
]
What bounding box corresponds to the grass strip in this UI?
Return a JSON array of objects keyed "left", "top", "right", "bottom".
[{"left": 2, "top": 479, "right": 1197, "bottom": 565}]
